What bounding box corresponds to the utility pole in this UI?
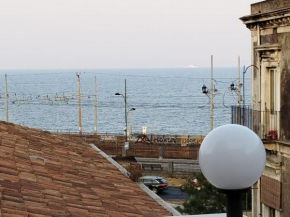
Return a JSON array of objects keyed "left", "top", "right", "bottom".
[
  {"left": 115, "top": 80, "right": 129, "bottom": 156},
  {"left": 210, "top": 55, "right": 213, "bottom": 131},
  {"left": 124, "top": 79, "right": 127, "bottom": 142},
  {"left": 94, "top": 76, "right": 97, "bottom": 135},
  {"left": 77, "top": 73, "right": 82, "bottom": 135},
  {"left": 5, "top": 74, "right": 8, "bottom": 122}
]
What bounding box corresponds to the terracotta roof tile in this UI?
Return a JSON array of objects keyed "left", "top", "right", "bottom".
[
  {"left": 0, "top": 121, "right": 173, "bottom": 217},
  {"left": 0, "top": 158, "right": 16, "bottom": 169},
  {"left": 67, "top": 206, "right": 90, "bottom": 217},
  {"left": 2, "top": 195, "right": 24, "bottom": 203},
  {"left": 26, "top": 205, "right": 51, "bottom": 215},
  {"left": 89, "top": 212, "right": 109, "bottom": 217},
  {"left": 1, "top": 207, "right": 28, "bottom": 217},
  {"left": 0, "top": 181, "right": 20, "bottom": 193},
  {"left": 46, "top": 201, "right": 66, "bottom": 210},
  {"left": 43, "top": 195, "right": 64, "bottom": 204},
  {"left": 50, "top": 210, "right": 71, "bottom": 217},
  {"left": 1, "top": 200, "right": 27, "bottom": 210}
]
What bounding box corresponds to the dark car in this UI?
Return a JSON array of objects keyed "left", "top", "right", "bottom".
[{"left": 140, "top": 176, "right": 168, "bottom": 194}]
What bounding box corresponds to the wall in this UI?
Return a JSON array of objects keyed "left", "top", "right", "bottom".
[
  {"left": 241, "top": 3, "right": 290, "bottom": 217},
  {"left": 60, "top": 133, "right": 199, "bottom": 160},
  {"left": 249, "top": 23, "right": 290, "bottom": 141},
  {"left": 97, "top": 143, "right": 199, "bottom": 160},
  {"left": 251, "top": 0, "right": 290, "bottom": 14},
  {"left": 282, "top": 156, "right": 290, "bottom": 215},
  {"left": 257, "top": 31, "right": 290, "bottom": 140},
  {"left": 280, "top": 32, "right": 290, "bottom": 140}
]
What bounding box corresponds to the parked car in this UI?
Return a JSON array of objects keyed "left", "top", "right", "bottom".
[{"left": 140, "top": 176, "right": 168, "bottom": 193}]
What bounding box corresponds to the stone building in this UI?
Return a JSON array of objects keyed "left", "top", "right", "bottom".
[{"left": 240, "top": 1, "right": 290, "bottom": 217}]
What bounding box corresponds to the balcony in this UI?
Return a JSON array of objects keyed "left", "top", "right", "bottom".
[{"left": 231, "top": 106, "right": 280, "bottom": 141}]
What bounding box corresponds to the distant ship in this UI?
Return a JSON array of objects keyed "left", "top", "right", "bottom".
[{"left": 182, "top": 64, "right": 198, "bottom": 68}]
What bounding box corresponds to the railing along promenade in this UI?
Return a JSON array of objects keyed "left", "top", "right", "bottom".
[{"left": 58, "top": 133, "right": 204, "bottom": 160}]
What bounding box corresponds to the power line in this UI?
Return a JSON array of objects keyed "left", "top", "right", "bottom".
[{"left": 3, "top": 71, "right": 251, "bottom": 81}]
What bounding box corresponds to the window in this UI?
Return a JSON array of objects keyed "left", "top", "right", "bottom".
[
  {"left": 270, "top": 207, "right": 275, "bottom": 217},
  {"left": 270, "top": 69, "right": 275, "bottom": 114},
  {"left": 157, "top": 178, "right": 167, "bottom": 184},
  {"left": 142, "top": 179, "right": 150, "bottom": 184}
]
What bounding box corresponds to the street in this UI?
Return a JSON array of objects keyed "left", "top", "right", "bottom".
[{"left": 158, "top": 188, "right": 189, "bottom": 201}]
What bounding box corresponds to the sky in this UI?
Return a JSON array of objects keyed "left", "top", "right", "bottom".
[{"left": 0, "top": 0, "right": 261, "bottom": 69}]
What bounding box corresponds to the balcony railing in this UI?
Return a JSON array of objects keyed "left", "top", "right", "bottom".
[{"left": 231, "top": 106, "right": 280, "bottom": 140}]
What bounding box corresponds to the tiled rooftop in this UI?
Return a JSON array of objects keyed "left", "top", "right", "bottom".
[{"left": 0, "top": 121, "right": 172, "bottom": 217}]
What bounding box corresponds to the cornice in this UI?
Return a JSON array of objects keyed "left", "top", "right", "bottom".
[{"left": 245, "top": 14, "right": 290, "bottom": 30}]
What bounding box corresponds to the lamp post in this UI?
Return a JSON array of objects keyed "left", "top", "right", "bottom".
[
  {"left": 243, "top": 65, "right": 258, "bottom": 126},
  {"left": 228, "top": 82, "right": 241, "bottom": 124},
  {"left": 115, "top": 79, "right": 128, "bottom": 142},
  {"left": 199, "top": 124, "right": 266, "bottom": 217},
  {"left": 201, "top": 55, "right": 215, "bottom": 131},
  {"left": 243, "top": 65, "right": 259, "bottom": 108}
]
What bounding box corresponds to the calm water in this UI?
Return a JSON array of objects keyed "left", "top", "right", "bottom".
[{"left": 0, "top": 68, "right": 250, "bottom": 135}]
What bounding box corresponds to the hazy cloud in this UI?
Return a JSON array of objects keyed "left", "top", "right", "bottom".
[{"left": 0, "top": 0, "right": 261, "bottom": 69}]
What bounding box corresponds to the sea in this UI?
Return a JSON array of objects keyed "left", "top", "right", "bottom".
[{"left": 0, "top": 68, "right": 251, "bottom": 136}]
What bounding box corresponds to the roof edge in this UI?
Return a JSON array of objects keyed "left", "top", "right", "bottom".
[
  {"left": 89, "top": 144, "right": 182, "bottom": 216},
  {"left": 89, "top": 143, "right": 130, "bottom": 177},
  {"left": 240, "top": 6, "right": 290, "bottom": 22},
  {"left": 136, "top": 183, "right": 182, "bottom": 216}
]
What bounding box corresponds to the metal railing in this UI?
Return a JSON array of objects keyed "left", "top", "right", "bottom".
[
  {"left": 231, "top": 105, "right": 252, "bottom": 129},
  {"left": 231, "top": 106, "right": 280, "bottom": 140}
]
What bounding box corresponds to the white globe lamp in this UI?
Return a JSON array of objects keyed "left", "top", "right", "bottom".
[{"left": 199, "top": 124, "right": 266, "bottom": 217}]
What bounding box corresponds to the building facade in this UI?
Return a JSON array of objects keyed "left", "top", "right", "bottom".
[{"left": 240, "top": 1, "right": 290, "bottom": 217}]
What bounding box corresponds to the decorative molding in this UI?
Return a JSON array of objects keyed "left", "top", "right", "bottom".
[
  {"left": 255, "top": 43, "right": 281, "bottom": 52},
  {"left": 247, "top": 16, "right": 290, "bottom": 30}
]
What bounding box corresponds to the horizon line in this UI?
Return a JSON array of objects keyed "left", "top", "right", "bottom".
[{"left": 0, "top": 66, "right": 246, "bottom": 71}]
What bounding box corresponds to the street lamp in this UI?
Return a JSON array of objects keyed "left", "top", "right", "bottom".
[
  {"left": 199, "top": 124, "right": 266, "bottom": 217},
  {"left": 115, "top": 92, "right": 127, "bottom": 141},
  {"left": 202, "top": 85, "right": 208, "bottom": 94},
  {"left": 243, "top": 65, "right": 259, "bottom": 108},
  {"left": 230, "top": 83, "right": 236, "bottom": 91},
  {"left": 202, "top": 84, "right": 218, "bottom": 131},
  {"left": 115, "top": 79, "right": 128, "bottom": 143}
]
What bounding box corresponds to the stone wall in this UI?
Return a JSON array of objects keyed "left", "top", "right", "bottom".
[
  {"left": 59, "top": 133, "right": 199, "bottom": 159},
  {"left": 282, "top": 156, "right": 290, "bottom": 215},
  {"left": 98, "top": 143, "right": 199, "bottom": 160},
  {"left": 251, "top": 0, "right": 290, "bottom": 14},
  {"left": 257, "top": 30, "right": 290, "bottom": 140},
  {"left": 280, "top": 32, "right": 290, "bottom": 140},
  {"left": 241, "top": 1, "right": 290, "bottom": 216}
]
